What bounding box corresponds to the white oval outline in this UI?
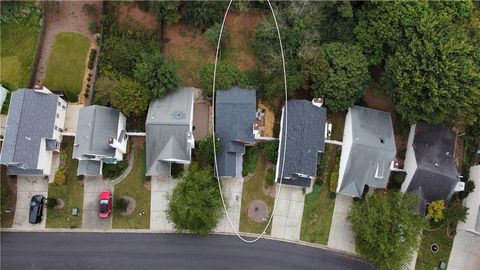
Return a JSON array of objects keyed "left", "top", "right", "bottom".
[{"left": 212, "top": 0, "right": 288, "bottom": 243}]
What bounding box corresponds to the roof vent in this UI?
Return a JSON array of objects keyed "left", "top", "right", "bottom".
[
  {"left": 434, "top": 163, "right": 439, "bottom": 167},
  {"left": 380, "top": 138, "right": 384, "bottom": 144},
  {"left": 446, "top": 151, "right": 450, "bottom": 156},
  {"left": 25, "top": 136, "right": 31, "bottom": 141},
  {"left": 171, "top": 111, "right": 186, "bottom": 120}
]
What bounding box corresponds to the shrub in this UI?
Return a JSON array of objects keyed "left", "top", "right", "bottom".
[
  {"left": 102, "top": 160, "right": 128, "bottom": 179},
  {"left": 84, "top": 93, "right": 89, "bottom": 98},
  {"left": 242, "top": 146, "right": 259, "bottom": 177},
  {"left": 87, "top": 49, "right": 97, "bottom": 69},
  {"left": 204, "top": 23, "right": 228, "bottom": 48},
  {"left": 427, "top": 200, "right": 445, "bottom": 222},
  {"left": 115, "top": 197, "right": 129, "bottom": 213},
  {"left": 59, "top": 150, "right": 67, "bottom": 160},
  {"left": 88, "top": 21, "right": 98, "bottom": 34},
  {"left": 264, "top": 141, "right": 279, "bottom": 163},
  {"left": 82, "top": 4, "right": 96, "bottom": 16},
  {"left": 87, "top": 77, "right": 91, "bottom": 82},
  {"left": 445, "top": 204, "right": 468, "bottom": 225},
  {"left": 329, "top": 172, "right": 338, "bottom": 193},
  {"left": 265, "top": 168, "right": 275, "bottom": 186},
  {"left": 54, "top": 168, "right": 66, "bottom": 186},
  {"left": 77, "top": 175, "right": 85, "bottom": 181},
  {"left": 93, "top": 75, "right": 118, "bottom": 106},
  {"left": 45, "top": 198, "right": 60, "bottom": 209}
]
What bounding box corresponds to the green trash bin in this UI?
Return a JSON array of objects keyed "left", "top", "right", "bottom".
[
  {"left": 439, "top": 261, "right": 447, "bottom": 270},
  {"left": 72, "top": 208, "right": 78, "bottom": 216}
]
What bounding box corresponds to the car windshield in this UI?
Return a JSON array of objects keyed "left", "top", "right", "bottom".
[
  {"left": 31, "top": 202, "right": 37, "bottom": 206},
  {"left": 99, "top": 200, "right": 109, "bottom": 213}
]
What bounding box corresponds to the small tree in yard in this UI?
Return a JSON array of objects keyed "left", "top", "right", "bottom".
[
  {"left": 444, "top": 204, "right": 468, "bottom": 226},
  {"left": 194, "top": 135, "right": 222, "bottom": 169},
  {"left": 111, "top": 77, "right": 150, "bottom": 118},
  {"left": 348, "top": 192, "right": 425, "bottom": 270},
  {"left": 427, "top": 200, "right": 445, "bottom": 222},
  {"left": 167, "top": 166, "right": 223, "bottom": 235},
  {"left": 45, "top": 198, "right": 60, "bottom": 209},
  {"left": 204, "top": 23, "right": 228, "bottom": 48},
  {"left": 54, "top": 167, "right": 66, "bottom": 186},
  {"left": 115, "top": 197, "right": 129, "bottom": 213}
]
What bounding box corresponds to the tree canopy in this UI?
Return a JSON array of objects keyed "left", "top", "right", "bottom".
[
  {"left": 204, "top": 23, "right": 228, "bottom": 48},
  {"left": 151, "top": 1, "right": 181, "bottom": 25},
  {"left": 111, "top": 77, "right": 150, "bottom": 118},
  {"left": 348, "top": 192, "right": 425, "bottom": 270},
  {"left": 167, "top": 166, "right": 223, "bottom": 235},
  {"left": 200, "top": 62, "right": 247, "bottom": 97},
  {"left": 134, "top": 50, "right": 180, "bottom": 99},
  {"left": 181, "top": 1, "right": 227, "bottom": 29}
]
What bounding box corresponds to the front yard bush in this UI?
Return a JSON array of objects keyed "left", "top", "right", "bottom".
[
  {"left": 265, "top": 168, "right": 275, "bottom": 186},
  {"left": 264, "top": 140, "right": 279, "bottom": 164},
  {"left": 329, "top": 171, "right": 338, "bottom": 193},
  {"left": 102, "top": 160, "right": 128, "bottom": 179},
  {"left": 54, "top": 168, "right": 66, "bottom": 186},
  {"left": 115, "top": 197, "right": 129, "bottom": 213},
  {"left": 46, "top": 197, "right": 60, "bottom": 209},
  {"left": 242, "top": 146, "right": 260, "bottom": 177},
  {"left": 87, "top": 48, "right": 97, "bottom": 69}
]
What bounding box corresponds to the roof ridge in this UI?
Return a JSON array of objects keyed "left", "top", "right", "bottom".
[{"left": 11, "top": 90, "right": 26, "bottom": 163}]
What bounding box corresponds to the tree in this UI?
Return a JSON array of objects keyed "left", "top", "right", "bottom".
[
  {"left": 427, "top": 200, "right": 446, "bottom": 222},
  {"left": 88, "top": 21, "right": 98, "bottom": 34},
  {"left": 385, "top": 21, "right": 480, "bottom": 124},
  {"left": 115, "top": 197, "right": 129, "bottom": 213},
  {"left": 313, "top": 42, "right": 369, "bottom": 112},
  {"left": 151, "top": 1, "right": 181, "bottom": 25},
  {"left": 181, "top": 1, "right": 227, "bottom": 29},
  {"left": 167, "top": 166, "right": 223, "bottom": 235},
  {"left": 134, "top": 50, "right": 180, "bottom": 99},
  {"left": 348, "top": 192, "right": 425, "bottom": 270},
  {"left": 194, "top": 135, "right": 222, "bottom": 169},
  {"left": 200, "top": 62, "right": 247, "bottom": 97},
  {"left": 111, "top": 77, "right": 149, "bottom": 118},
  {"left": 264, "top": 141, "right": 279, "bottom": 164},
  {"left": 82, "top": 3, "right": 96, "bottom": 16},
  {"left": 45, "top": 197, "right": 60, "bottom": 209},
  {"left": 204, "top": 23, "right": 228, "bottom": 48},
  {"left": 444, "top": 204, "right": 468, "bottom": 226},
  {"left": 93, "top": 75, "right": 118, "bottom": 106}
]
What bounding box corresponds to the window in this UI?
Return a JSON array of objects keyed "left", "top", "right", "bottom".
[
  {"left": 62, "top": 105, "right": 66, "bottom": 110},
  {"left": 56, "top": 113, "right": 59, "bottom": 118},
  {"left": 54, "top": 125, "right": 58, "bottom": 131},
  {"left": 59, "top": 128, "right": 63, "bottom": 132}
]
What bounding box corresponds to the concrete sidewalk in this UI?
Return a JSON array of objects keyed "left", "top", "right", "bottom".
[
  {"left": 327, "top": 194, "right": 356, "bottom": 254},
  {"left": 214, "top": 178, "right": 243, "bottom": 233}
]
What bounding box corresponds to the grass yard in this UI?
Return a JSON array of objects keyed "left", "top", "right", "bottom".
[
  {"left": 163, "top": 24, "right": 214, "bottom": 88},
  {"left": 0, "top": 24, "right": 40, "bottom": 90},
  {"left": 44, "top": 32, "right": 90, "bottom": 102},
  {"left": 300, "top": 183, "right": 335, "bottom": 244},
  {"left": 113, "top": 144, "right": 150, "bottom": 229},
  {"left": 47, "top": 137, "right": 83, "bottom": 228},
  {"left": 239, "top": 150, "right": 274, "bottom": 234},
  {"left": 415, "top": 226, "right": 453, "bottom": 270}
]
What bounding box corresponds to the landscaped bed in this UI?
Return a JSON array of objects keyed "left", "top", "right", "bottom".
[
  {"left": 239, "top": 149, "right": 274, "bottom": 234},
  {"left": 47, "top": 137, "right": 84, "bottom": 228},
  {"left": 415, "top": 225, "right": 453, "bottom": 270},
  {"left": 44, "top": 32, "right": 90, "bottom": 102},
  {"left": 112, "top": 143, "right": 150, "bottom": 229}
]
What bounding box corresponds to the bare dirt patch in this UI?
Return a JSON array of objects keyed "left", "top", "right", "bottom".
[
  {"left": 54, "top": 198, "right": 65, "bottom": 210},
  {"left": 247, "top": 199, "right": 269, "bottom": 222},
  {"left": 143, "top": 180, "right": 151, "bottom": 191},
  {"left": 116, "top": 3, "right": 158, "bottom": 31}
]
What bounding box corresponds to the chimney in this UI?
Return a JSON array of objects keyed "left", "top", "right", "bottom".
[{"left": 108, "top": 138, "right": 126, "bottom": 154}]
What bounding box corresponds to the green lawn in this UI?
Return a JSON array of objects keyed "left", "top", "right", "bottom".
[
  {"left": 44, "top": 32, "right": 90, "bottom": 102},
  {"left": 300, "top": 183, "right": 335, "bottom": 244},
  {"left": 112, "top": 144, "right": 150, "bottom": 229},
  {"left": 47, "top": 137, "right": 84, "bottom": 228},
  {"left": 239, "top": 150, "right": 274, "bottom": 234},
  {"left": 0, "top": 24, "right": 40, "bottom": 90},
  {"left": 415, "top": 225, "right": 454, "bottom": 270}
]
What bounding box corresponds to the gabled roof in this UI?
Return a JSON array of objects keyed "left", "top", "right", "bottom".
[
  {"left": 338, "top": 106, "right": 396, "bottom": 197},
  {"left": 145, "top": 88, "right": 194, "bottom": 176},
  {"left": 0, "top": 89, "right": 59, "bottom": 173},
  {"left": 73, "top": 105, "right": 123, "bottom": 159},
  {"left": 215, "top": 87, "right": 256, "bottom": 177},
  {"left": 406, "top": 122, "right": 459, "bottom": 205},
  {"left": 276, "top": 100, "right": 327, "bottom": 187}
]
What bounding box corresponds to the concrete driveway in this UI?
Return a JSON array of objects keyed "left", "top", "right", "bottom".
[
  {"left": 214, "top": 177, "right": 243, "bottom": 233},
  {"left": 12, "top": 176, "right": 49, "bottom": 229},
  {"left": 150, "top": 176, "right": 179, "bottom": 231},
  {"left": 82, "top": 177, "right": 113, "bottom": 229},
  {"left": 271, "top": 185, "right": 305, "bottom": 241},
  {"left": 328, "top": 194, "right": 356, "bottom": 254}
]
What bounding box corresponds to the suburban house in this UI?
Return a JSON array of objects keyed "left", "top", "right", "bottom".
[
  {"left": 448, "top": 165, "right": 480, "bottom": 269},
  {"left": 337, "top": 106, "right": 396, "bottom": 197},
  {"left": 145, "top": 87, "right": 195, "bottom": 177},
  {"left": 401, "top": 122, "right": 460, "bottom": 213},
  {"left": 0, "top": 88, "right": 67, "bottom": 175},
  {"left": 215, "top": 87, "right": 256, "bottom": 178},
  {"left": 275, "top": 99, "right": 327, "bottom": 188},
  {"left": 0, "top": 85, "right": 7, "bottom": 112},
  {"left": 73, "top": 105, "right": 127, "bottom": 176}
]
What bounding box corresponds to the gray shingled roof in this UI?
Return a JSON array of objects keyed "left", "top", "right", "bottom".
[
  {"left": 406, "top": 123, "right": 459, "bottom": 208},
  {"left": 338, "top": 106, "right": 396, "bottom": 197},
  {"left": 215, "top": 87, "right": 256, "bottom": 177},
  {"left": 145, "top": 88, "right": 194, "bottom": 176},
  {"left": 276, "top": 100, "right": 327, "bottom": 187},
  {"left": 77, "top": 160, "right": 102, "bottom": 176},
  {"left": 0, "top": 89, "right": 59, "bottom": 174},
  {"left": 73, "top": 105, "right": 123, "bottom": 159}
]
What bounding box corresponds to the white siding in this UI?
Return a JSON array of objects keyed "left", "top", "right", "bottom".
[
  {"left": 275, "top": 106, "right": 285, "bottom": 182},
  {"left": 401, "top": 124, "right": 417, "bottom": 193},
  {"left": 36, "top": 139, "right": 53, "bottom": 175},
  {"left": 52, "top": 97, "right": 67, "bottom": 141},
  {"left": 337, "top": 108, "right": 353, "bottom": 192}
]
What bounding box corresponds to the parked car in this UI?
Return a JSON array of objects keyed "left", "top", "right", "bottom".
[
  {"left": 29, "top": 195, "right": 45, "bottom": 224},
  {"left": 98, "top": 191, "right": 112, "bottom": 218}
]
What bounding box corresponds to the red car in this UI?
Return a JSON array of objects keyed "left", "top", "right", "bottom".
[{"left": 98, "top": 191, "right": 112, "bottom": 218}]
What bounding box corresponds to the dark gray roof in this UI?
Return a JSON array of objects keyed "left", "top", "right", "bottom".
[
  {"left": 406, "top": 122, "right": 459, "bottom": 205},
  {"left": 77, "top": 160, "right": 102, "bottom": 176},
  {"left": 73, "top": 105, "right": 122, "bottom": 159},
  {"left": 145, "top": 88, "right": 194, "bottom": 176},
  {"left": 338, "top": 106, "right": 396, "bottom": 197},
  {"left": 276, "top": 100, "right": 327, "bottom": 187},
  {"left": 0, "top": 89, "right": 59, "bottom": 174},
  {"left": 215, "top": 87, "right": 256, "bottom": 177}
]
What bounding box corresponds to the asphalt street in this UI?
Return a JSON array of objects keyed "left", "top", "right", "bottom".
[{"left": 1, "top": 232, "right": 376, "bottom": 270}]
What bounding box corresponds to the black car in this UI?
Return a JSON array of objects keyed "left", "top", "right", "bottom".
[{"left": 29, "top": 195, "right": 45, "bottom": 224}]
